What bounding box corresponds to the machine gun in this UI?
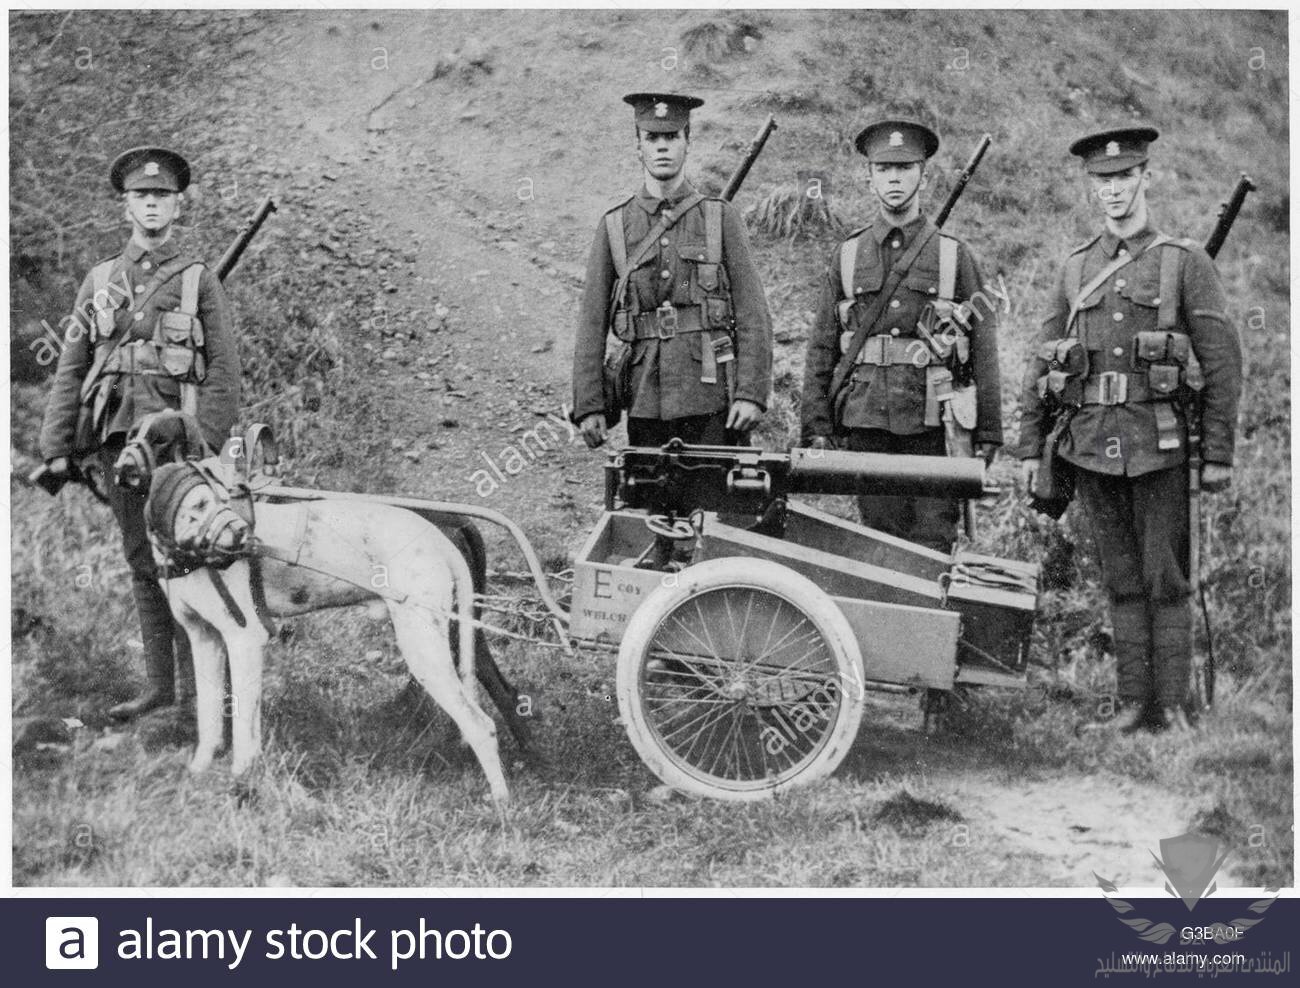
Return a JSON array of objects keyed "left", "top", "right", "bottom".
[{"left": 607, "top": 440, "right": 989, "bottom": 530}]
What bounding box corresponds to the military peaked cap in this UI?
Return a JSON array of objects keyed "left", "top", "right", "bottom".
[
  {"left": 854, "top": 119, "right": 940, "bottom": 162},
  {"left": 1069, "top": 126, "right": 1159, "bottom": 175},
  {"left": 110, "top": 146, "right": 191, "bottom": 194},
  {"left": 623, "top": 92, "right": 704, "bottom": 133}
]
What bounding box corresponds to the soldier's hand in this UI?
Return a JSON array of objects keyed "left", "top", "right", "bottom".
[
  {"left": 1021, "top": 457, "right": 1041, "bottom": 491},
  {"left": 975, "top": 442, "right": 998, "bottom": 467},
  {"left": 47, "top": 457, "right": 70, "bottom": 478},
  {"left": 578, "top": 414, "right": 607, "bottom": 449},
  {"left": 1201, "top": 462, "right": 1233, "bottom": 493},
  {"left": 726, "top": 399, "right": 763, "bottom": 433}
]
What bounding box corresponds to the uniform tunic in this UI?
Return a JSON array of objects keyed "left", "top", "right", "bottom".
[
  {"left": 39, "top": 237, "right": 240, "bottom": 458},
  {"left": 571, "top": 181, "right": 772, "bottom": 425},
  {"left": 801, "top": 214, "right": 1002, "bottom": 445},
  {"left": 1013, "top": 226, "right": 1241, "bottom": 475},
  {"left": 800, "top": 214, "right": 1002, "bottom": 551}
]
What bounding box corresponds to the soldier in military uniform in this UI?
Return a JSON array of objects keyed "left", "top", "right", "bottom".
[
  {"left": 1015, "top": 127, "right": 1242, "bottom": 732},
  {"left": 38, "top": 147, "right": 241, "bottom": 720},
  {"left": 572, "top": 92, "right": 772, "bottom": 448},
  {"left": 801, "top": 120, "right": 1002, "bottom": 553}
]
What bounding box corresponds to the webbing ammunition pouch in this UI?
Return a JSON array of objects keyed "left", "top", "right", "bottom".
[
  {"left": 1035, "top": 337, "right": 1089, "bottom": 405},
  {"left": 837, "top": 229, "right": 971, "bottom": 432},
  {"left": 1131, "top": 329, "right": 1191, "bottom": 404}
]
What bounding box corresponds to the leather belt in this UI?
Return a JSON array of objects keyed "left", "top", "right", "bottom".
[
  {"left": 1081, "top": 370, "right": 1178, "bottom": 405},
  {"left": 632, "top": 303, "right": 708, "bottom": 340},
  {"left": 851, "top": 334, "right": 933, "bottom": 367}
]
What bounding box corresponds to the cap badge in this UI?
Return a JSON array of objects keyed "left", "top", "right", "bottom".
[
  {"left": 1105, "top": 141, "right": 1120, "bottom": 157},
  {"left": 144, "top": 161, "right": 160, "bottom": 176},
  {"left": 888, "top": 131, "right": 904, "bottom": 147},
  {"left": 654, "top": 102, "right": 669, "bottom": 118}
]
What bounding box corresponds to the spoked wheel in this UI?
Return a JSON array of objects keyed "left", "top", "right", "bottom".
[{"left": 617, "top": 557, "right": 864, "bottom": 800}]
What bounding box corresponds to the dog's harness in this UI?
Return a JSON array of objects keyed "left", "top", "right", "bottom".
[{"left": 136, "top": 413, "right": 453, "bottom": 642}]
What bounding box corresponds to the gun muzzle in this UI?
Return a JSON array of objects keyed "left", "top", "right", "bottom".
[{"left": 787, "top": 448, "right": 987, "bottom": 500}]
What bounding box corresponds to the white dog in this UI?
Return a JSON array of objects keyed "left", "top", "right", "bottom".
[{"left": 146, "top": 461, "right": 509, "bottom": 805}]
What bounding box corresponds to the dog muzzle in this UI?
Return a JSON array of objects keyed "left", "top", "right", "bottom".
[{"left": 146, "top": 462, "right": 251, "bottom": 572}]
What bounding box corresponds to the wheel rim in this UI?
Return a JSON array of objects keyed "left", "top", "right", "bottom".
[{"left": 637, "top": 585, "right": 849, "bottom": 790}]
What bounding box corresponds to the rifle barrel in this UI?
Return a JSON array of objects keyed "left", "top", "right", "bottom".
[
  {"left": 935, "top": 133, "right": 992, "bottom": 228},
  {"left": 721, "top": 115, "right": 777, "bottom": 202},
  {"left": 216, "top": 196, "right": 278, "bottom": 282},
  {"left": 1204, "top": 173, "right": 1256, "bottom": 260}
]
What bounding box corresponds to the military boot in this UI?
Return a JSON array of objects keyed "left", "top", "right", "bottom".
[
  {"left": 1081, "top": 602, "right": 1152, "bottom": 734},
  {"left": 1151, "top": 599, "right": 1193, "bottom": 717},
  {"left": 109, "top": 579, "right": 177, "bottom": 721}
]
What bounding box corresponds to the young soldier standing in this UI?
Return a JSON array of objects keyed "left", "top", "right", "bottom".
[
  {"left": 1015, "top": 128, "right": 1242, "bottom": 732},
  {"left": 572, "top": 92, "right": 772, "bottom": 448},
  {"left": 800, "top": 120, "right": 1002, "bottom": 553},
  {"left": 38, "top": 147, "right": 241, "bottom": 720}
]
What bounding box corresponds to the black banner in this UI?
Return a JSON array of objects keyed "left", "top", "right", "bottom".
[{"left": 14, "top": 897, "right": 1298, "bottom": 985}]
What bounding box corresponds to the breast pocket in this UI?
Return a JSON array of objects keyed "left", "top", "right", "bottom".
[{"left": 902, "top": 266, "right": 940, "bottom": 300}]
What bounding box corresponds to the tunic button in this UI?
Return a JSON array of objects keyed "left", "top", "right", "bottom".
[
  {"left": 928, "top": 286, "right": 937, "bottom": 294},
  {"left": 1112, "top": 347, "right": 1124, "bottom": 357},
  {"left": 1118, "top": 247, "right": 1129, "bottom": 256},
  {"left": 1114, "top": 278, "right": 1125, "bottom": 290},
  {"left": 890, "top": 327, "right": 900, "bottom": 337},
  {"left": 133, "top": 312, "right": 144, "bottom": 322},
  {"left": 660, "top": 237, "right": 669, "bottom": 247},
  {"left": 889, "top": 299, "right": 900, "bottom": 309},
  {"left": 1113, "top": 312, "right": 1124, "bottom": 322},
  {"left": 660, "top": 270, "right": 670, "bottom": 280},
  {"left": 141, "top": 261, "right": 152, "bottom": 271},
  {"left": 134, "top": 284, "right": 145, "bottom": 294},
  {"left": 891, "top": 240, "right": 901, "bottom": 249},
  {"left": 1152, "top": 296, "right": 1161, "bottom": 305}
]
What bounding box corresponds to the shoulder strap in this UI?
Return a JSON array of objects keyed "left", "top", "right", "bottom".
[
  {"left": 605, "top": 209, "right": 628, "bottom": 278},
  {"left": 131, "top": 255, "right": 196, "bottom": 314},
  {"left": 1157, "top": 243, "right": 1182, "bottom": 331},
  {"left": 89, "top": 259, "right": 118, "bottom": 339},
  {"left": 704, "top": 199, "right": 722, "bottom": 264},
  {"left": 1064, "top": 234, "right": 1172, "bottom": 338},
  {"left": 179, "top": 263, "right": 203, "bottom": 316},
  {"left": 607, "top": 192, "right": 706, "bottom": 319},
  {"left": 829, "top": 222, "right": 942, "bottom": 400},
  {"left": 938, "top": 234, "right": 958, "bottom": 302},
  {"left": 1063, "top": 236, "right": 1099, "bottom": 300},
  {"left": 78, "top": 259, "right": 131, "bottom": 402},
  {"left": 839, "top": 234, "right": 862, "bottom": 301}
]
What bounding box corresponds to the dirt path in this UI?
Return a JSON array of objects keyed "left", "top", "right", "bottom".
[{"left": 244, "top": 10, "right": 1219, "bottom": 889}]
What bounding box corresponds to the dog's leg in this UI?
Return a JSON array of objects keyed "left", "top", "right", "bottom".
[
  {"left": 226, "top": 621, "right": 269, "bottom": 777},
  {"left": 189, "top": 562, "right": 270, "bottom": 777},
  {"left": 389, "top": 603, "right": 509, "bottom": 805},
  {"left": 170, "top": 590, "right": 227, "bottom": 775}
]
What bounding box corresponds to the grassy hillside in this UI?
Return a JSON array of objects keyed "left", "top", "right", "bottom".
[{"left": 10, "top": 8, "right": 1291, "bottom": 888}]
